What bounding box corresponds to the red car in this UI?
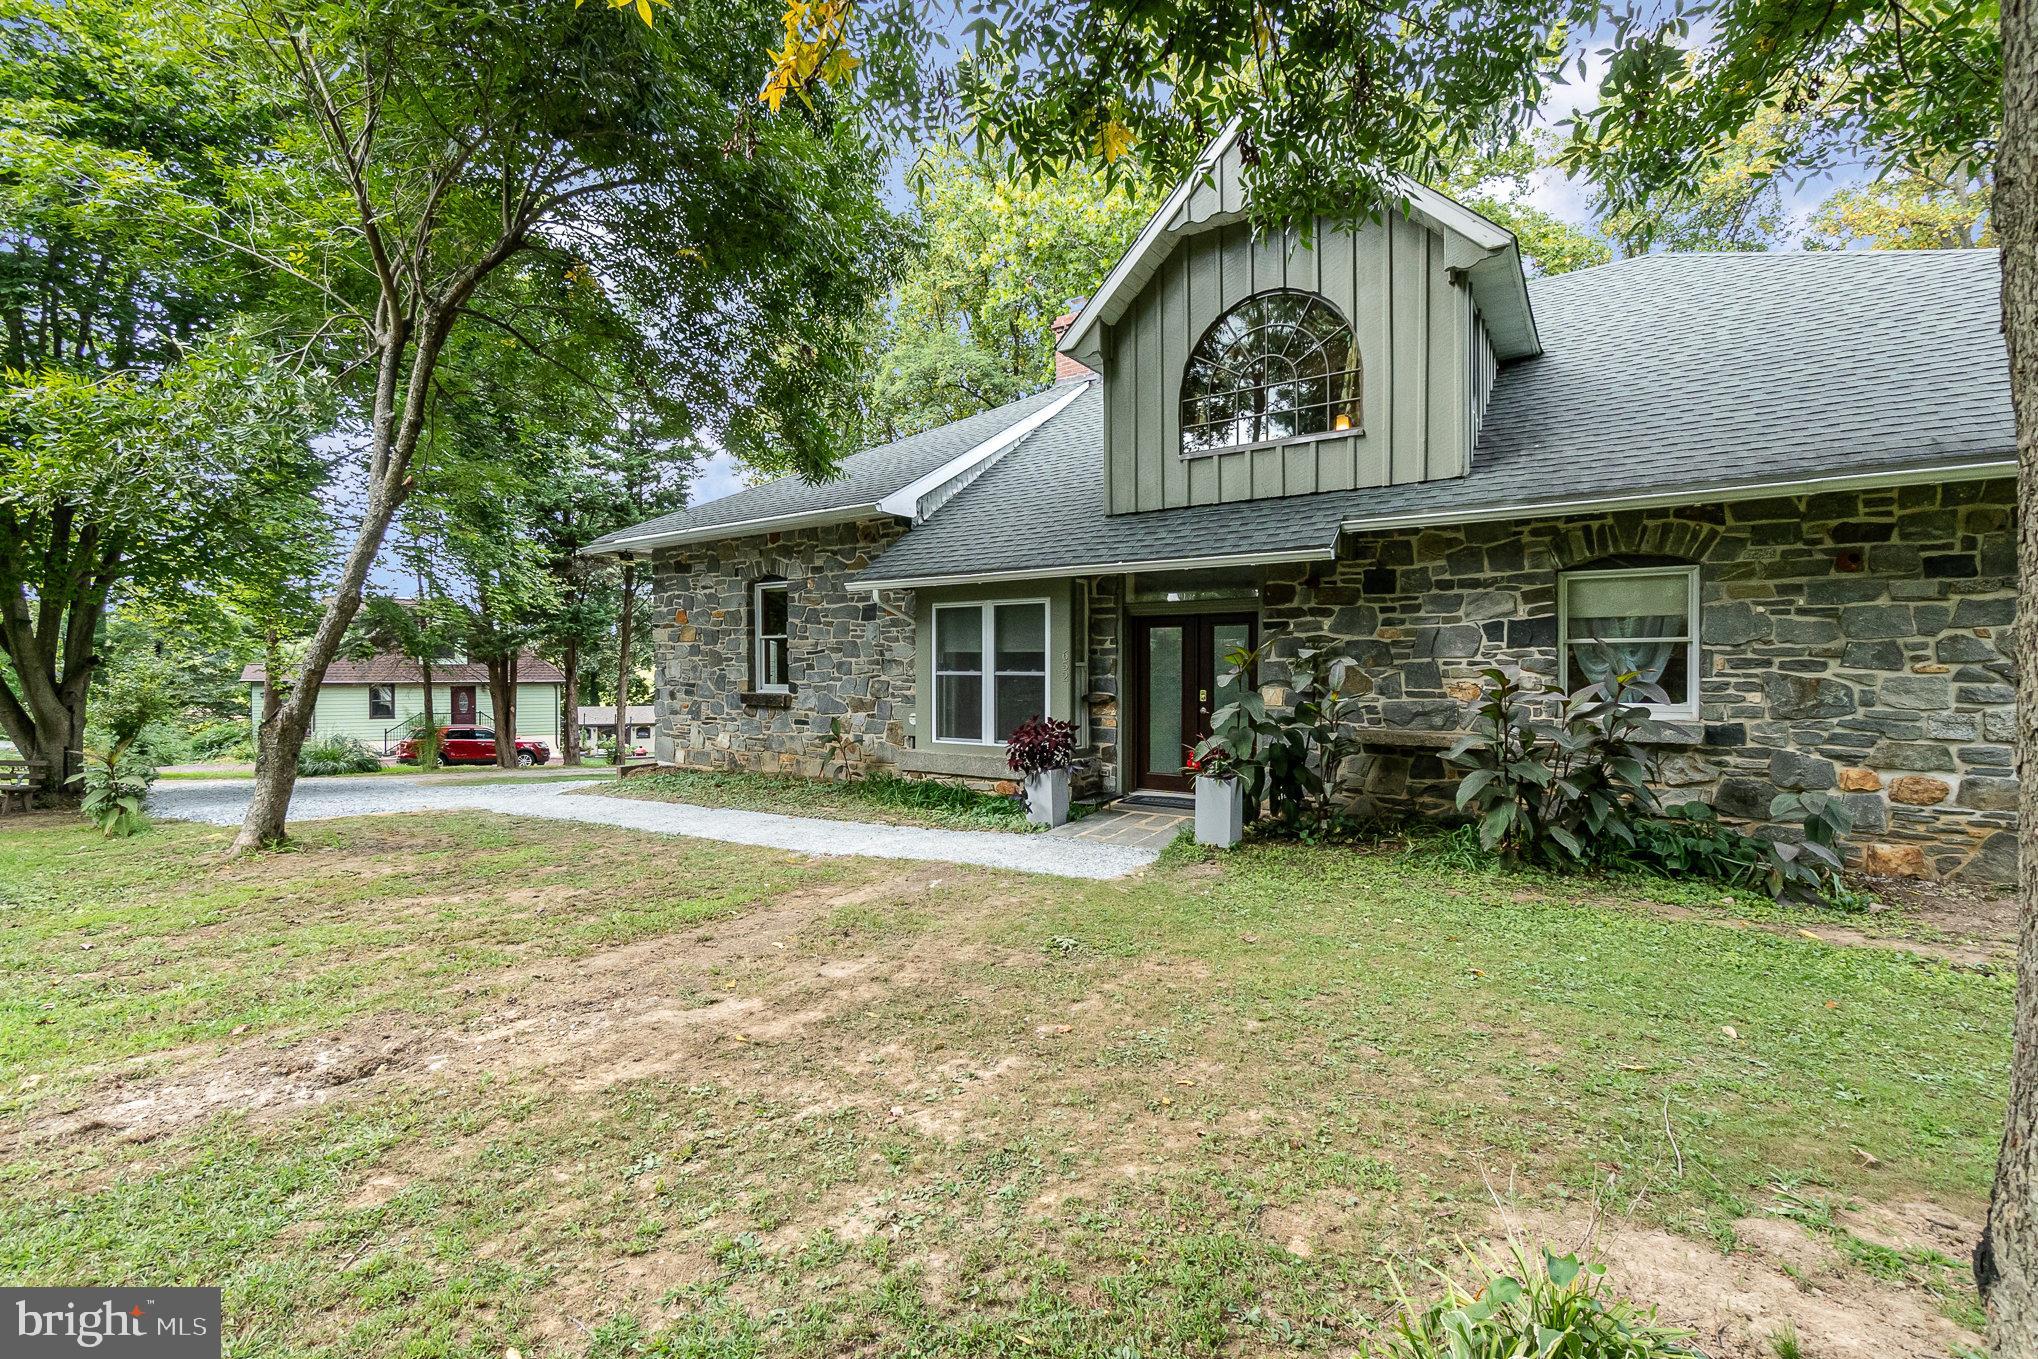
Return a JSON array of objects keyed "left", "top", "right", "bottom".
[{"left": 397, "top": 726, "right": 551, "bottom": 768}]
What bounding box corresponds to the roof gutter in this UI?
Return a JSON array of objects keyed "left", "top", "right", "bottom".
[
  {"left": 582, "top": 503, "right": 881, "bottom": 557},
  {"left": 1337, "top": 457, "right": 2017, "bottom": 535},
  {"left": 851, "top": 544, "right": 1336, "bottom": 593}
]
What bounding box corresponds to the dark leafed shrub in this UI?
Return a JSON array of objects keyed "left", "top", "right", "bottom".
[{"left": 1004, "top": 716, "right": 1075, "bottom": 776}]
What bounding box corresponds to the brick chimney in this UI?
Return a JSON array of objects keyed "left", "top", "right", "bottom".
[{"left": 1050, "top": 309, "right": 1093, "bottom": 381}]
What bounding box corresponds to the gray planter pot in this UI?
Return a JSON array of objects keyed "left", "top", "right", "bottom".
[
  {"left": 1025, "top": 767, "right": 1071, "bottom": 827},
  {"left": 1194, "top": 774, "right": 1244, "bottom": 847}
]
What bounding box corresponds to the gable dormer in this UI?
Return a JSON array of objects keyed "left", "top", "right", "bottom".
[{"left": 1057, "top": 125, "right": 1540, "bottom": 515}]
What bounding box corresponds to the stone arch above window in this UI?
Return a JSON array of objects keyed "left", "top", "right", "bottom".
[{"left": 1180, "top": 291, "right": 1361, "bottom": 455}]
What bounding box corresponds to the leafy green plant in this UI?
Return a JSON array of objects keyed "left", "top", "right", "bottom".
[
  {"left": 1631, "top": 797, "right": 1862, "bottom": 910},
  {"left": 73, "top": 751, "right": 155, "bottom": 839},
  {"left": 297, "top": 735, "right": 383, "bottom": 777},
  {"left": 825, "top": 716, "right": 858, "bottom": 780},
  {"left": 69, "top": 658, "right": 181, "bottom": 837},
  {"left": 1374, "top": 1245, "right": 1696, "bottom": 1359},
  {"left": 1193, "top": 642, "right": 1368, "bottom": 838},
  {"left": 1448, "top": 669, "right": 1863, "bottom": 910},
  {"left": 1447, "top": 667, "right": 1662, "bottom": 867}
]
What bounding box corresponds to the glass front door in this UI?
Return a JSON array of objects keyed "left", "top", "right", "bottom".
[{"left": 1130, "top": 613, "right": 1256, "bottom": 792}]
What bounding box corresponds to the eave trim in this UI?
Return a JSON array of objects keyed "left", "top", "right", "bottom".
[
  {"left": 851, "top": 544, "right": 1336, "bottom": 593},
  {"left": 1336, "top": 457, "right": 2017, "bottom": 534},
  {"left": 582, "top": 503, "right": 883, "bottom": 556}
]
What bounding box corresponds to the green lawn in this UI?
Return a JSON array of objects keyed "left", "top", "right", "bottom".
[
  {"left": 0, "top": 814, "right": 2005, "bottom": 1357},
  {"left": 590, "top": 766, "right": 1039, "bottom": 831}
]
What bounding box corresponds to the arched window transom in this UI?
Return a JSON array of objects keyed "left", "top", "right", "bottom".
[{"left": 1180, "top": 291, "right": 1361, "bottom": 454}]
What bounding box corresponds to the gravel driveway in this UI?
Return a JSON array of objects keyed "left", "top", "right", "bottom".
[{"left": 150, "top": 776, "right": 1159, "bottom": 880}]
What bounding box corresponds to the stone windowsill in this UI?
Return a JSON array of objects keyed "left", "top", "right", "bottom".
[
  {"left": 1348, "top": 721, "right": 1705, "bottom": 752},
  {"left": 739, "top": 690, "right": 794, "bottom": 709}
]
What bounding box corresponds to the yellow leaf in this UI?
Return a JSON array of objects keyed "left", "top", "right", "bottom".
[{"left": 1094, "top": 117, "right": 1136, "bottom": 164}]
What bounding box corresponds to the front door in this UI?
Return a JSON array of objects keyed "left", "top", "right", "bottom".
[
  {"left": 1129, "top": 613, "right": 1256, "bottom": 792},
  {"left": 450, "top": 685, "right": 477, "bottom": 724}
]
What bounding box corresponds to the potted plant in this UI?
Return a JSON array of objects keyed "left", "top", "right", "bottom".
[
  {"left": 1006, "top": 716, "right": 1076, "bottom": 827},
  {"left": 1185, "top": 742, "right": 1245, "bottom": 848}
]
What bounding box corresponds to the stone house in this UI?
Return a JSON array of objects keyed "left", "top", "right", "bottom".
[{"left": 589, "top": 126, "right": 2018, "bottom": 881}]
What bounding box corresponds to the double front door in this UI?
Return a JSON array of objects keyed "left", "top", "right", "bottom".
[{"left": 1129, "top": 613, "right": 1256, "bottom": 793}]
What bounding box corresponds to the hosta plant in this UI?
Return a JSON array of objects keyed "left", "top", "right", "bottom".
[{"left": 297, "top": 734, "right": 383, "bottom": 777}]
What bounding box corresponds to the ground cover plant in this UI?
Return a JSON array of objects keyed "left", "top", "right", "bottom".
[
  {"left": 296, "top": 735, "right": 384, "bottom": 778},
  {"left": 592, "top": 767, "right": 1033, "bottom": 831},
  {"left": 0, "top": 810, "right": 2005, "bottom": 1356}
]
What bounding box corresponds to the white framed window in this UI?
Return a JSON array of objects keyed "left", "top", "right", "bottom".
[
  {"left": 753, "top": 580, "right": 790, "bottom": 692},
  {"left": 368, "top": 684, "right": 396, "bottom": 720},
  {"left": 933, "top": 600, "right": 1050, "bottom": 744},
  {"left": 1558, "top": 565, "right": 1700, "bottom": 719}
]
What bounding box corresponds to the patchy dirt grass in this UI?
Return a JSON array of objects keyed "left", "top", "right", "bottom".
[{"left": 0, "top": 815, "right": 2005, "bottom": 1357}]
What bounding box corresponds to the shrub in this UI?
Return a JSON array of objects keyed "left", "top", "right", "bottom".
[
  {"left": 1004, "top": 716, "right": 1075, "bottom": 776},
  {"left": 298, "top": 734, "right": 383, "bottom": 777},
  {"left": 1374, "top": 1245, "right": 1696, "bottom": 1359},
  {"left": 1194, "top": 642, "right": 1367, "bottom": 839},
  {"left": 70, "top": 658, "right": 178, "bottom": 836},
  {"left": 1447, "top": 666, "right": 1662, "bottom": 867},
  {"left": 1448, "top": 668, "right": 1861, "bottom": 908},
  {"left": 73, "top": 750, "right": 155, "bottom": 838}
]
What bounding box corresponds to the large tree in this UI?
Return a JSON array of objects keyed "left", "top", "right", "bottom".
[
  {"left": 0, "top": 0, "right": 316, "bottom": 797},
  {"left": 865, "top": 149, "right": 1158, "bottom": 438},
  {"left": 759, "top": 0, "right": 2026, "bottom": 1348},
  {"left": 195, "top": 0, "right": 899, "bottom": 850}
]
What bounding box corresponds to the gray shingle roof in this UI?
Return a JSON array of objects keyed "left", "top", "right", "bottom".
[
  {"left": 856, "top": 249, "right": 2012, "bottom": 587},
  {"left": 591, "top": 384, "right": 1077, "bottom": 548}
]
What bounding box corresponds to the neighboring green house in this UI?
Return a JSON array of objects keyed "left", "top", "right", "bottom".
[{"left": 242, "top": 651, "right": 565, "bottom": 754}]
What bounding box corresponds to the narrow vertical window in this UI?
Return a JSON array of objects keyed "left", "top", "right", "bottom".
[
  {"left": 933, "top": 605, "right": 985, "bottom": 742},
  {"left": 993, "top": 602, "right": 1048, "bottom": 740},
  {"left": 754, "top": 581, "right": 790, "bottom": 692}
]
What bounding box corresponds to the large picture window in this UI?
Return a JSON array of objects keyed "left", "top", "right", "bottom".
[
  {"left": 1181, "top": 290, "right": 1361, "bottom": 454},
  {"left": 933, "top": 601, "right": 1049, "bottom": 744},
  {"left": 1558, "top": 565, "right": 1700, "bottom": 718},
  {"left": 753, "top": 580, "right": 790, "bottom": 692}
]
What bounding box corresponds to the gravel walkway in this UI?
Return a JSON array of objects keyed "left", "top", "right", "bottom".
[{"left": 150, "top": 776, "right": 1158, "bottom": 880}]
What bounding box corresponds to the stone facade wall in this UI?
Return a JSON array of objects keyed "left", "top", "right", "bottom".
[
  {"left": 1260, "top": 479, "right": 2020, "bottom": 881},
  {"left": 1081, "top": 576, "right": 1125, "bottom": 798},
  {"left": 646, "top": 520, "right": 916, "bottom": 779}
]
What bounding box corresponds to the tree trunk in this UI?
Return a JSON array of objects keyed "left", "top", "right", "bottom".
[
  {"left": 612, "top": 561, "right": 636, "bottom": 768},
  {"left": 232, "top": 439, "right": 414, "bottom": 853},
  {"left": 562, "top": 637, "right": 581, "bottom": 766},
  {"left": 419, "top": 656, "right": 437, "bottom": 771},
  {"left": 1981, "top": 2, "right": 2038, "bottom": 1352},
  {"left": 486, "top": 653, "right": 516, "bottom": 767}
]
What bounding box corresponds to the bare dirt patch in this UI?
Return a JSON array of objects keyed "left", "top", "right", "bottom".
[
  {"left": 1495, "top": 1206, "right": 1981, "bottom": 1359},
  {"left": 11, "top": 863, "right": 1024, "bottom": 1154}
]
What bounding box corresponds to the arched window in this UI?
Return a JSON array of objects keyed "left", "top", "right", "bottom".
[{"left": 1180, "top": 291, "right": 1361, "bottom": 454}]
